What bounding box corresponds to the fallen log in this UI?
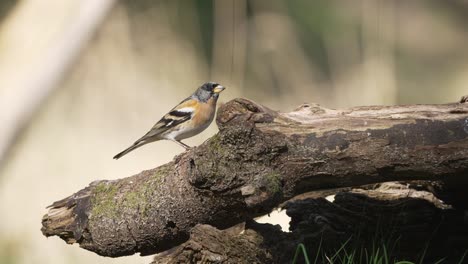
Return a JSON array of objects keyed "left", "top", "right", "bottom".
[
  {"left": 41, "top": 97, "right": 468, "bottom": 257},
  {"left": 152, "top": 182, "right": 468, "bottom": 263}
]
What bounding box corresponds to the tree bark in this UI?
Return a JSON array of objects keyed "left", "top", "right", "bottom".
[
  {"left": 151, "top": 182, "right": 468, "bottom": 264},
  {"left": 150, "top": 223, "right": 279, "bottom": 264},
  {"left": 41, "top": 97, "right": 468, "bottom": 257}
]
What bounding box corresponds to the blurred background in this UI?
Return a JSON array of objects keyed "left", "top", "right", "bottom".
[{"left": 0, "top": 0, "right": 467, "bottom": 263}]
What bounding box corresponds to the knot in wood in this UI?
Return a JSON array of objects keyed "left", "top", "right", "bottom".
[
  {"left": 293, "top": 103, "right": 326, "bottom": 114},
  {"left": 216, "top": 98, "right": 275, "bottom": 130}
]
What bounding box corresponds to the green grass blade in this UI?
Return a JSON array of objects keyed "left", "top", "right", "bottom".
[
  {"left": 382, "top": 244, "right": 388, "bottom": 264},
  {"left": 418, "top": 243, "right": 429, "bottom": 264},
  {"left": 329, "top": 236, "right": 352, "bottom": 261},
  {"left": 313, "top": 237, "right": 323, "bottom": 264},
  {"left": 458, "top": 250, "right": 468, "bottom": 264},
  {"left": 292, "top": 243, "right": 311, "bottom": 264},
  {"left": 433, "top": 258, "right": 446, "bottom": 264}
]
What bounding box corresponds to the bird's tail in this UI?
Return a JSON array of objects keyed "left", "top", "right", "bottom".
[{"left": 113, "top": 141, "right": 146, "bottom": 159}]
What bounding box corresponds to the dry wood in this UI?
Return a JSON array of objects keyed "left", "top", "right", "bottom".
[
  {"left": 41, "top": 98, "right": 468, "bottom": 257},
  {"left": 152, "top": 182, "right": 468, "bottom": 263}
]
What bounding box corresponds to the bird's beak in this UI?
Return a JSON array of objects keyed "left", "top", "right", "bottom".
[{"left": 213, "top": 85, "right": 225, "bottom": 93}]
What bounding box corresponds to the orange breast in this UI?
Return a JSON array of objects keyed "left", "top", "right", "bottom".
[{"left": 191, "top": 97, "right": 216, "bottom": 126}]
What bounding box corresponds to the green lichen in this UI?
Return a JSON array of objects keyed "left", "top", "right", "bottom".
[
  {"left": 151, "top": 164, "right": 170, "bottom": 183},
  {"left": 122, "top": 190, "right": 140, "bottom": 209},
  {"left": 90, "top": 182, "right": 119, "bottom": 218},
  {"left": 90, "top": 164, "right": 171, "bottom": 220},
  {"left": 265, "top": 171, "right": 282, "bottom": 194},
  {"left": 207, "top": 133, "right": 225, "bottom": 154},
  {"left": 129, "top": 166, "right": 168, "bottom": 216}
]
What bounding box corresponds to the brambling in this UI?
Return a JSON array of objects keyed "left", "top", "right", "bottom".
[{"left": 113, "top": 82, "right": 226, "bottom": 159}]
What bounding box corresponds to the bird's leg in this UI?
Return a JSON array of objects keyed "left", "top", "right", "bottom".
[{"left": 171, "top": 139, "right": 192, "bottom": 150}]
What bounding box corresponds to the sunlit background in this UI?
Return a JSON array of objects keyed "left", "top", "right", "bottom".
[{"left": 0, "top": 0, "right": 467, "bottom": 263}]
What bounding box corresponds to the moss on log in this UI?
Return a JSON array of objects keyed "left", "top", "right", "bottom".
[{"left": 41, "top": 98, "right": 468, "bottom": 257}]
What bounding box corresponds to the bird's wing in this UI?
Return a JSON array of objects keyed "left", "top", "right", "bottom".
[{"left": 134, "top": 97, "right": 197, "bottom": 143}]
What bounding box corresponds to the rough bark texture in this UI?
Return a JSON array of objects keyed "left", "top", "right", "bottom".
[
  {"left": 152, "top": 182, "right": 468, "bottom": 264},
  {"left": 151, "top": 223, "right": 277, "bottom": 264},
  {"left": 41, "top": 98, "right": 468, "bottom": 258}
]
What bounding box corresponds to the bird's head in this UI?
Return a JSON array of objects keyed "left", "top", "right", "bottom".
[{"left": 194, "top": 82, "right": 225, "bottom": 102}]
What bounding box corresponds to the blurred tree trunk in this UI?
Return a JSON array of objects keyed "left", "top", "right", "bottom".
[
  {"left": 41, "top": 97, "right": 468, "bottom": 262},
  {"left": 0, "top": 0, "right": 116, "bottom": 166}
]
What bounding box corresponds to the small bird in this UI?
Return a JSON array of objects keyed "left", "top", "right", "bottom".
[{"left": 113, "top": 82, "right": 225, "bottom": 159}]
